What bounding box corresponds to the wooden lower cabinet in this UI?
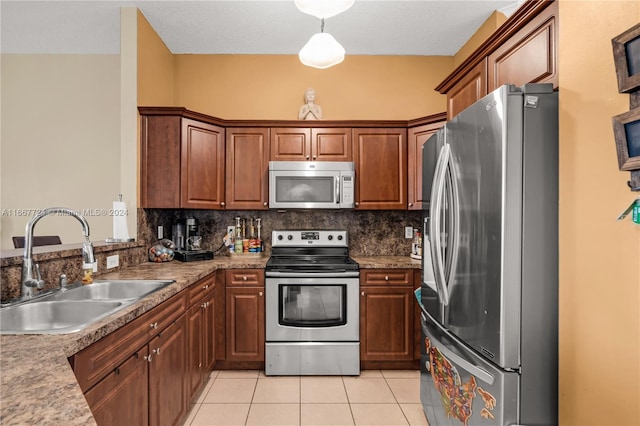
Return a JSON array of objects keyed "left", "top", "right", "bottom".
[
  {"left": 225, "top": 269, "right": 265, "bottom": 363},
  {"left": 360, "top": 269, "right": 419, "bottom": 368},
  {"left": 148, "top": 315, "right": 188, "bottom": 426},
  {"left": 187, "top": 277, "right": 216, "bottom": 401},
  {"left": 84, "top": 347, "right": 149, "bottom": 426}
]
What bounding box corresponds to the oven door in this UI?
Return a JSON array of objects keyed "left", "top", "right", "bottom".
[{"left": 266, "top": 276, "right": 359, "bottom": 342}]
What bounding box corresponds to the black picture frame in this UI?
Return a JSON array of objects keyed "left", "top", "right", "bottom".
[
  {"left": 613, "top": 107, "right": 640, "bottom": 171},
  {"left": 612, "top": 23, "right": 640, "bottom": 93}
]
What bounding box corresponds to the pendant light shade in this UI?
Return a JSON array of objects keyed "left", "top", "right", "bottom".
[
  {"left": 299, "top": 32, "right": 345, "bottom": 69},
  {"left": 294, "top": 0, "right": 355, "bottom": 19}
]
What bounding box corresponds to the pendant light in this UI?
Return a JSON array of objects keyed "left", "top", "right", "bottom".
[
  {"left": 294, "top": 0, "right": 355, "bottom": 19},
  {"left": 299, "top": 18, "right": 346, "bottom": 69}
]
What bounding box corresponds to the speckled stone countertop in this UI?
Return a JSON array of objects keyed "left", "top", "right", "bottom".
[
  {"left": 0, "top": 255, "right": 418, "bottom": 425},
  {"left": 0, "top": 256, "right": 267, "bottom": 426},
  {"left": 352, "top": 255, "right": 422, "bottom": 269}
]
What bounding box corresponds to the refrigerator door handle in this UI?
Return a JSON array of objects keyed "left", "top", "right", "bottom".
[
  {"left": 445, "top": 152, "right": 460, "bottom": 291},
  {"left": 429, "top": 143, "right": 451, "bottom": 306}
]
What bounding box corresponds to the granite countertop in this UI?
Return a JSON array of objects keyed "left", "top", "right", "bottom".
[{"left": 0, "top": 254, "right": 418, "bottom": 424}]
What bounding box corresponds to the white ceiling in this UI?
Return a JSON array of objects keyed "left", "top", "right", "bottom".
[{"left": 1, "top": 0, "right": 523, "bottom": 56}]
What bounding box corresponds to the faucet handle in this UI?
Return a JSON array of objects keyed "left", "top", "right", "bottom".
[
  {"left": 34, "top": 264, "right": 45, "bottom": 289},
  {"left": 59, "top": 274, "right": 68, "bottom": 290}
]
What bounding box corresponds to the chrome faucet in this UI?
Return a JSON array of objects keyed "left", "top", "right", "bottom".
[{"left": 21, "top": 207, "right": 94, "bottom": 299}]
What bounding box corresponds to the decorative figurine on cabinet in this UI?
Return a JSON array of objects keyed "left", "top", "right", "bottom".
[{"left": 298, "top": 87, "right": 323, "bottom": 120}]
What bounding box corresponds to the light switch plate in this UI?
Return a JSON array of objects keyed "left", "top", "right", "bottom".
[{"left": 405, "top": 226, "right": 413, "bottom": 239}]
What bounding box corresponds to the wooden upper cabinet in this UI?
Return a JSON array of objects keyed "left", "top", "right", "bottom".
[
  {"left": 487, "top": 1, "right": 557, "bottom": 91},
  {"left": 181, "top": 119, "right": 226, "bottom": 209},
  {"left": 408, "top": 118, "right": 445, "bottom": 210},
  {"left": 225, "top": 127, "right": 270, "bottom": 210},
  {"left": 271, "top": 127, "right": 351, "bottom": 161},
  {"left": 447, "top": 59, "right": 488, "bottom": 119},
  {"left": 140, "top": 112, "right": 225, "bottom": 209},
  {"left": 353, "top": 128, "right": 407, "bottom": 210}
]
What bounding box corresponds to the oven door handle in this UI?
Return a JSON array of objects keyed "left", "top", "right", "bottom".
[{"left": 265, "top": 271, "right": 360, "bottom": 278}]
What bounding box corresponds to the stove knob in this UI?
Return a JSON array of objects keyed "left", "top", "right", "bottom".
[
  {"left": 277, "top": 235, "right": 283, "bottom": 241},
  {"left": 328, "top": 235, "right": 333, "bottom": 240},
  {"left": 287, "top": 235, "right": 293, "bottom": 240},
  {"left": 338, "top": 235, "right": 343, "bottom": 241}
]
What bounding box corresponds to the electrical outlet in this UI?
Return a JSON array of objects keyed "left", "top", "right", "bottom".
[
  {"left": 405, "top": 226, "right": 414, "bottom": 239},
  {"left": 227, "top": 226, "right": 235, "bottom": 237},
  {"left": 107, "top": 255, "right": 119, "bottom": 269}
]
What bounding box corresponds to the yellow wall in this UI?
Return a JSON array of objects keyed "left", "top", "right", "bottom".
[
  {"left": 137, "top": 10, "right": 175, "bottom": 106},
  {"left": 454, "top": 10, "right": 507, "bottom": 68},
  {"left": 558, "top": 1, "right": 640, "bottom": 424},
  {"left": 174, "top": 54, "right": 452, "bottom": 120}
]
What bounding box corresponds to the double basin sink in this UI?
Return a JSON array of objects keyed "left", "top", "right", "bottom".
[{"left": 0, "top": 280, "right": 175, "bottom": 335}]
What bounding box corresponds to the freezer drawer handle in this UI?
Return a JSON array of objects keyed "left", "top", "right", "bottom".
[{"left": 435, "top": 341, "right": 494, "bottom": 386}]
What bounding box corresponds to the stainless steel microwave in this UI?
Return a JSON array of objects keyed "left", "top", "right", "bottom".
[{"left": 269, "top": 161, "right": 355, "bottom": 209}]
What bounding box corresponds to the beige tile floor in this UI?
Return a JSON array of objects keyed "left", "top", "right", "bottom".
[{"left": 183, "top": 370, "right": 429, "bottom": 426}]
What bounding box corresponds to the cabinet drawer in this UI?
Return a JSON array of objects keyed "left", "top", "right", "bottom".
[
  {"left": 188, "top": 274, "right": 215, "bottom": 306},
  {"left": 225, "top": 269, "right": 264, "bottom": 286},
  {"left": 73, "top": 292, "right": 187, "bottom": 392},
  {"left": 360, "top": 269, "right": 414, "bottom": 286}
]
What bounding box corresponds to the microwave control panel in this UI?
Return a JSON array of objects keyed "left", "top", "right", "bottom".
[{"left": 341, "top": 176, "right": 354, "bottom": 204}]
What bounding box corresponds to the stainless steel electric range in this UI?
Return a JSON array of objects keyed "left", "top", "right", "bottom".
[{"left": 265, "top": 230, "right": 360, "bottom": 376}]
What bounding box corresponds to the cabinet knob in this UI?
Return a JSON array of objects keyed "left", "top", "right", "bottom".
[
  {"left": 259, "top": 291, "right": 263, "bottom": 297},
  {"left": 409, "top": 203, "right": 413, "bottom": 207},
  {"left": 221, "top": 202, "right": 226, "bottom": 207},
  {"left": 355, "top": 202, "right": 359, "bottom": 207},
  {"left": 242, "top": 276, "right": 248, "bottom": 281},
  {"left": 150, "top": 322, "right": 158, "bottom": 330},
  {"left": 306, "top": 155, "right": 310, "bottom": 160},
  {"left": 312, "top": 155, "right": 317, "bottom": 160},
  {"left": 144, "top": 354, "right": 153, "bottom": 363},
  {"left": 384, "top": 276, "right": 389, "bottom": 281},
  {"left": 264, "top": 202, "right": 268, "bottom": 206},
  {"left": 201, "top": 303, "right": 207, "bottom": 309},
  {"left": 361, "top": 291, "right": 364, "bottom": 296},
  {"left": 203, "top": 284, "right": 209, "bottom": 290}
]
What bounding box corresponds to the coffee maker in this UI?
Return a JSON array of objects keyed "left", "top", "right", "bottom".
[{"left": 173, "top": 217, "right": 213, "bottom": 262}]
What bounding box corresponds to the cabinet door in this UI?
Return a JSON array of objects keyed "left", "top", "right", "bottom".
[
  {"left": 488, "top": 1, "right": 557, "bottom": 91},
  {"left": 225, "top": 127, "right": 270, "bottom": 210},
  {"left": 203, "top": 290, "right": 217, "bottom": 371},
  {"left": 186, "top": 304, "right": 205, "bottom": 400},
  {"left": 353, "top": 128, "right": 408, "bottom": 210},
  {"left": 225, "top": 287, "right": 265, "bottom": 362},
  {"left": 360, "top": 286, "right": 414, "bottom": 361},
  {"left": 311, "top": 128, "right": 352, "bottom": 161},
  {"left": 271, "top": 128, "right": 311, "bottom": 161},
  {"left": 148, "top": 315, "right": 188, "bottom": 426},
  {"left": 84, "top": 347, "right": 149, "bottom": 426},
  {"left": 140, "top": 115, "right": 182, "bottom": 208},
  {"left": 447, "top": 59, "right": 488, "bottom": 119},
  {"left": 180, "top": 118, "right": 225, "bottom": 209},
  {"left": 408, "top": 121, "right": 445, "bottom": 210}
]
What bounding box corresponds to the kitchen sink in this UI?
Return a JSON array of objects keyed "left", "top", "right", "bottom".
[
  {"left": 0, "top": 279, "right": 175, "bottom": 335},
  {"left": 49, "top": 279, "right": 175, "bottom": 302},
  {"left": 0, "top": 300, "right": 125, "bottom": 334}
]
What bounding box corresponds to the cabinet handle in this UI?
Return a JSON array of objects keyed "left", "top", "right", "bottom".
[
  {"left": 385, "top": 276, "right": 389, "bottom": 281},
  {"left": 264, "top": 202, "right": 268, "bottom": 207},
  {"left": 201, "top": 303, "right": 207, "bottom": 309},
  {"left": 306, "top": 155, "right": 310, "bottom": 160},
  {"left": 312, "top": 155, "right": 317, "bottom": 160},
  {"left": 144, "top": 354, "right": 152, "bottom": 363},
  {"left": 355, "top": 202, "right": 359, "bottom": 207},
  {"left": 150, "top": 322, "right": 158, "bottom": 330},
  {"left": 153, "top": 348, "right": 161, "bottom": 356},
  {"left": 221, "top": 202, "right": 226, "bottom": 207},
  {"left": 259, "top": 291, "right": 263, "bottom": 297},
  {"left": 203, "top": 284, "right": 209, "bottom": 290},
  {"left": 409, "top": 203, "right": 413, "bottom": 207},
  {"left": 242, "top": 276, "right": 248, "bottom": 281},
  {"left": 115, "top": 368, "right": 120, "bottom": 375},
  {"left": 361, "top": 291, "right": 364, "bottom": 296}
]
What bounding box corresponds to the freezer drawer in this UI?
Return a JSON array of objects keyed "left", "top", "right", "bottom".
[{"left": 420, "top": 312, "right": 519, "bottom": 426}]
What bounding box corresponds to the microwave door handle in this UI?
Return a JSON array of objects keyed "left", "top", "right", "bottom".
[{"left": 336, "top": 176, "right": 340, "bottom": 204}]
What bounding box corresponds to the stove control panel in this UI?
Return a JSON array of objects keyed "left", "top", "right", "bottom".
[{"left": 272, "top": 230, "right": 348, "bottom": 247}]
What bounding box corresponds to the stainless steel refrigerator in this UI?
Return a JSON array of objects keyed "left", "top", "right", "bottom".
[{"left": 418, "top": 84, "right": 558, "bottom": 426}]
